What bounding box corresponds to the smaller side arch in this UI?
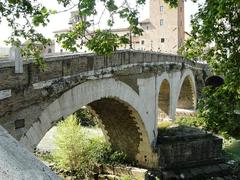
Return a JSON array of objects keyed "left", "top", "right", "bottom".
[
  {"left": 158, "top": 79, "right": 171, "bottom": 121},
  {"left": 205, "top": 75, "right": 224, "bottom": 88},
  {"left": 176, "top": 69, "right": 197, "bottom": 110}
]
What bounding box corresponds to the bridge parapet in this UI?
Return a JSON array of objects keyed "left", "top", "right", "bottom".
[{"left": 0, "top": 50, "right": 208, "bottom": 89}]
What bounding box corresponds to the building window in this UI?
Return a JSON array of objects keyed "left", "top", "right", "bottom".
[
  {"left": 161, "top": 38, "right": 165, "bottom": 43},
  {"left": 141, "top": 40, "right": 145, "bottom": 45},
  {"left": 146, "top": 26, "right": 149, "bottom": 30},
  {"left": 160, "top": 19, "right": 164, "bottom": 26},
  {"left": 180, "top": 7, "right": 183, "bottom": 12},
  {"left": 160, "top": 6, "right": 164, "bottom": 12}
]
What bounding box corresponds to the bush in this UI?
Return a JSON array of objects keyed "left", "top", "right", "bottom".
[
  {"left": 52, "top": 115, "right": 127, "bottom": 177},
  {"left": 88, "top": 137, "right": 127, "bottom": 165},
  {"left": 75, "top": 107, "right": 97, "bottom": 127},
  {"left": 198, "top": 87, "right": 240, "bottom": 139},
  {"left": 175, "top": 116, "right": 205, "bottom": 128},
  {"left": 52, "top": 115, "right": 91, "bottom": 176}
]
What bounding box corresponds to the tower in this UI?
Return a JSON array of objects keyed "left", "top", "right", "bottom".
[{"left": 143, "top": 0, "right": 185, "bottom": 54}]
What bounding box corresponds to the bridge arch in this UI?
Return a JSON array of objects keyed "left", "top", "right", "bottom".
[
  {"left": 158, "top": 78, "right": 171, "bottom": 121},
  {"left": 20, "top": 78, "right": 156, "bottom": 167},
  {"left": 176, "top": 69, "right": 197, "bottom": 110}
]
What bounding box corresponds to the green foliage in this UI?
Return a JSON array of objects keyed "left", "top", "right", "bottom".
[
  {"left": 75, "top": 107, "right": 97, "bottom": 127},
  {"left": 1, "top": 0, "right": 52, "bottom": 68},
  {"left": 176, "top": 116, "right": 205, "bottom": 128},
  {"left": 52, "top": 115, "right": 127, "bottom": 177},
  {"left": 1, "top": 0, "right": 146, "bottom": 66},
  {"left": 198, "top": 87, "right": 240, "bottom": 139},
  {"left": 36, "top": 152, "right": 54, "bottom": 163},
  {"left": 165, "top": 0, "right": 240, "bottom": 138},
  {"left": 158, "top": 121, "right": 173, "bottom": 129},
  {"left": 179, "top": 1, "right": 240, "bottom": 138},
  {"left": 52, "top": 115, "right": 89, "bottom": 175},
  {"left": 89, "top": 137, "right": 127, "bottom": 165},
  {"left": 85, "top": 30, "right": 129, "bottom": 55}
]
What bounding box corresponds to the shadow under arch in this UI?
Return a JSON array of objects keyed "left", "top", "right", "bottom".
[
  {"left": 158, "top": 79, "right": 170, "bottom": 121},
  {"left": 20, "top": 79, "right": 156, "bottom": 167},
  {"left": 176, "top": 70, "right": 197, "bottom": 110}
]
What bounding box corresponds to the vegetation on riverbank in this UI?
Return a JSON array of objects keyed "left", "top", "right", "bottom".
[{"left": 37, "top": 114, "right": 128, "bottom": 179}]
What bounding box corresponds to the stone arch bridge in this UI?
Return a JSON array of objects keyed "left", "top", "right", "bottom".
[{"left": 0, "top": 50, "right": 209, "bottom": 168}]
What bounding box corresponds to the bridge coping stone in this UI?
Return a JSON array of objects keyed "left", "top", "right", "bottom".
[{"left": 0, "top": 50, "right": 207, "bottom": 69}]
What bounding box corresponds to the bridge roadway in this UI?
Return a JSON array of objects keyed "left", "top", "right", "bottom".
[{"left": 0, "top": 50, "right": 209, "bottom": 168}]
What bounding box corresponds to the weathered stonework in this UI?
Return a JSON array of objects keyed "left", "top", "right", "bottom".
[
  {"left": 0, "top": 50, "right": 209, "bottom": 168},
  {"left": 157, "top": 126, "right": 223, "bottom": 169},
  {"left": 0, "top": 126, "right": 59, "bottom": 180}
]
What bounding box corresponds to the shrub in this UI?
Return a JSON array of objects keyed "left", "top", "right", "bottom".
[
  {"left": 52, "top": 115, "right": 127, "bottom": 177},
  {"left": 75, "top": 107, "right": 97, "bottom": 127},
  {"left": 52, "top": 115, "right": 91, "bottom": 176},
  {"left": 198, "top": 87, "right": 240, "bottom": 139},
  {"left": 175, "top": 116, "right": 205, "bottom": 128}
]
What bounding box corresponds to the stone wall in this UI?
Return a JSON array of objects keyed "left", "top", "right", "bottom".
[{"left": 157, "top": 126, "right": 223, "bottom": 169}]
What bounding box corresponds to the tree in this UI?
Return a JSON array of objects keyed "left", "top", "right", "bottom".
[
  {"left": 0, "top": 0, "right": 145, "bottom": 69},
  {"left": 165, "top": 0, "right": 240, "bottom": 138}
]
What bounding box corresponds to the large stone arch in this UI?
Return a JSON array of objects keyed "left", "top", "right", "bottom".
[
  {"left": 176, "top": 69, "right": 197, "bottom": 110},
  {"left": 20, "top": 78, "right": 157, "bottom": 167}
]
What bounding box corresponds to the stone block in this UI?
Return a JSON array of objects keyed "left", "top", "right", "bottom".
[{"left": 158, "top": 126, "right": 223, "bottom": 169}]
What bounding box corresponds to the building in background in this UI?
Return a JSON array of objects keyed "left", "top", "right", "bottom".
[
  {"left": 139, "top": 0, "right": 185, "bottom": 53},
  {"left": 54, "top": 0, "right": 185, "bottom": 54}
]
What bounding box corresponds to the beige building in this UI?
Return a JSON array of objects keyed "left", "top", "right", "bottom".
[
  {"left": 54, "top": 0, "right": 185, "bottom": 54},
  {"left": 138, "top": 0, "right": 185, "bottom": 53}
]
